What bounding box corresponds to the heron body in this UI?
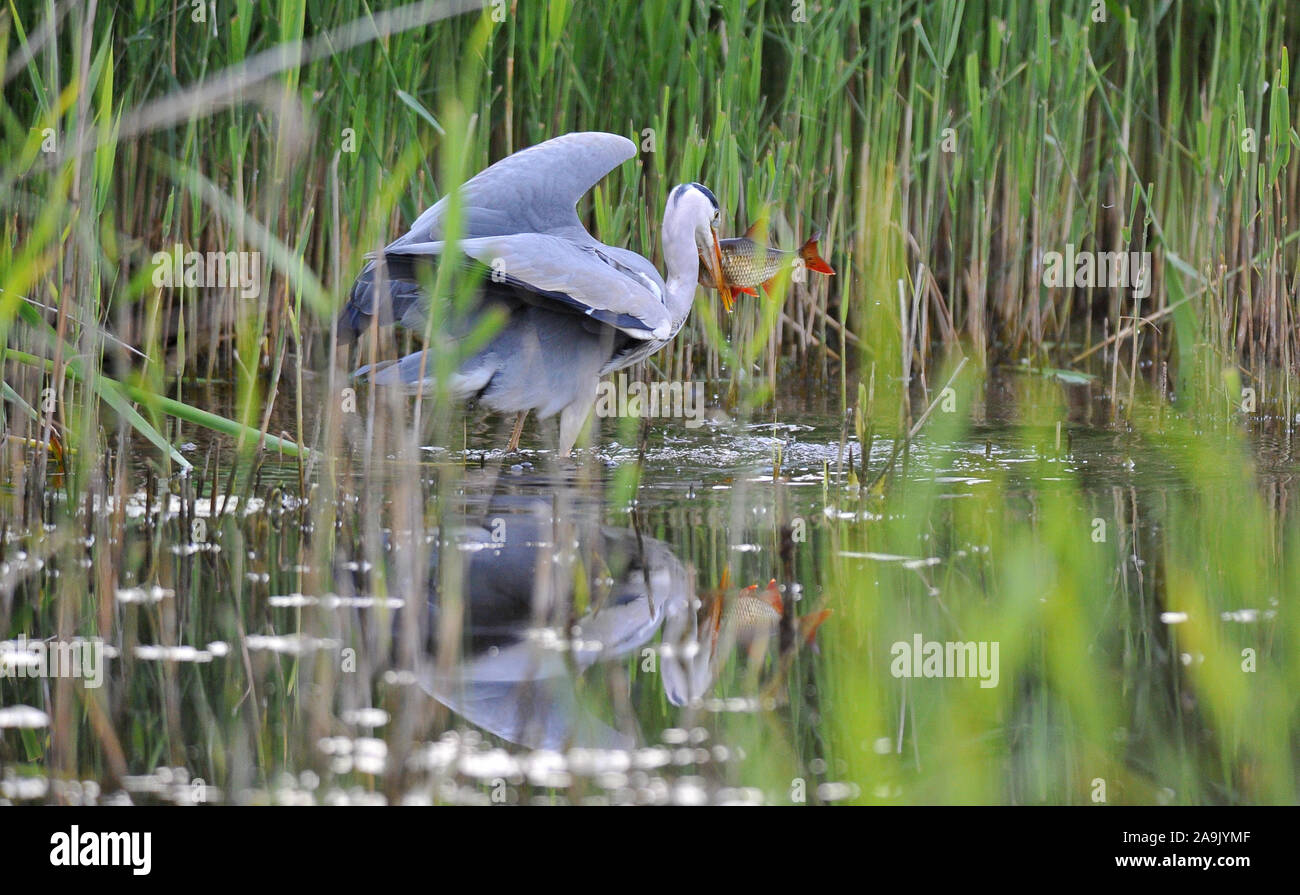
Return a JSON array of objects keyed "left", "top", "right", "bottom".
[
  {"left": 403, "top": 506, "right": 694, "bottom": 748},
  {"left": 336, "top": 132, "right": 723, "bottom": 456}
]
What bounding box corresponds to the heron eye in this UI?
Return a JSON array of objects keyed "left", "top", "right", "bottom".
[{"left": 711, "top": 210, "right": 721, "bottom": 225}]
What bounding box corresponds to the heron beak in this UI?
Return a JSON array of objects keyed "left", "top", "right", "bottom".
[{"left": 705, "top": 228, "right": 730, "bottom": 312}]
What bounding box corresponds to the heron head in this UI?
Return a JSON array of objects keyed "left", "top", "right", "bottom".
[{"left": 665, "top": 182, "right": 725, "bottom": 307}]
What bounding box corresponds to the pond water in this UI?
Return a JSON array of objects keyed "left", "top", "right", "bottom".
[{"left": 2, "top": 371, "right": 1297, "bottom": 805}]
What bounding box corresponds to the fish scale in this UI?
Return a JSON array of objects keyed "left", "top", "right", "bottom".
[
  {"left": 724, "top": 593, "right": 783, "bottom": 633},
  {"left": 707, "top": 243, "right": 789, "bottom": 288}
]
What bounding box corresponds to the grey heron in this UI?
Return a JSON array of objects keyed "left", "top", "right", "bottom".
[
  {"left": 335, "top": 132, "right": 725, "bottom": 456},
  {"left": 387, "top": 503, "right": 698, "bottom": 748}
]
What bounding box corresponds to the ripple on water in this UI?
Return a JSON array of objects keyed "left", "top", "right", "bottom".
[
  {"left": 0, "top": 705, "right": 50, "bottom": 729},
  {"left": 134, "top": 642, "right": 229, "bottom": 662},
  {"left": 268, "top": 593, "right": 405, "bottom": 609}
]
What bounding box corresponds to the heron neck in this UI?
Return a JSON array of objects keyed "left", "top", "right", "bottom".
[{"left": 662, "top": 231, "right": 701, "bottom": 331}]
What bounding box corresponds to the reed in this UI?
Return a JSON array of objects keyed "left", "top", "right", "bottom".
[{"left": 2, "top": 0, "right": 1299, "bottom": 806}]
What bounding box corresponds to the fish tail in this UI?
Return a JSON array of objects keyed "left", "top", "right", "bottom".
[{"left": 799, "top": 232, "right": 836, "bottom": 276}]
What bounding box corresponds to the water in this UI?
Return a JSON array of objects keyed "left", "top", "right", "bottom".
[{"left": 3, "top": 373, "right": 1298, "bottom": 805}]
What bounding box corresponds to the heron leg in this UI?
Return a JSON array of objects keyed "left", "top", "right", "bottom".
[
  {"left": 506, "top": 411, "right": 527, "bottom": 452},
  {"left": 557, "top": 378, "right": 599, "bottom": 458}
]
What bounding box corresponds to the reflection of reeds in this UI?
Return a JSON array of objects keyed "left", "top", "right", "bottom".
[{"left": 2, "top": 1, "right": 1299, "bottom": 805}]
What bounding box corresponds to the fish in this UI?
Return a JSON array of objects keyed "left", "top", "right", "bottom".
[
  {"left": 703, "top": 573, "right": 831, "bottom": 654},
  {"left": 724, "top": 579, "right": 785, "bottom": 645},
  {"left": 699, "top": 221, "right": 836, "bottom": 309}
]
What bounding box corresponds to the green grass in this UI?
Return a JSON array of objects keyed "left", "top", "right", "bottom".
[{"left": 1, "top": 0, "right": 1299, "bottom": 805}]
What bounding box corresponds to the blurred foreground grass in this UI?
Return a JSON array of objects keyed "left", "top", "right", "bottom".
[{"left": 1, "top": 1, "right": 1298, "bottom": 804}]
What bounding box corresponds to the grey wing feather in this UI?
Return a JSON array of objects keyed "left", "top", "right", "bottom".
[
  {"left": 337, "top": 132, "right": 656, "bottom": 346},
  {"left": 397, "top": 132, "right": 637, "bottom": 245},
  {"left": 387, "top": 234, "right": 670, "bottom": 340}
]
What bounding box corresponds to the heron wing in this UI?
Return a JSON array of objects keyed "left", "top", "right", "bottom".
[
  {"left": 386, "top": 234, "right": 671, "bottom": 340},
  {"left": 399, "top": 132, "right": 637, "bottom": 243}
]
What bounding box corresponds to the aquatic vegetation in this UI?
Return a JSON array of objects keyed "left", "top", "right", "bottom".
[{"left": 1, "top": 1, "right": 1299, "bottom": 808}]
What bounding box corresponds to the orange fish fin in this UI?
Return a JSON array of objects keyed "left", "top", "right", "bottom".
[
  {"left": 712, "top": 266, "right": 739, "bottom": 310},
  {"left": 759, "top": 579, "right": 784, "bottom": 615},
  {"left": 736, "top": 285, "right": 758, "bottom": 296},
  {"left": 800, "top": 231, "right": 836, "bottom": 275},
  {"left": 800, "top": 609, "right": 832, "bottom": 644},
  {"left": 708, "top": 595, "right": 724, "bottom": 653}
]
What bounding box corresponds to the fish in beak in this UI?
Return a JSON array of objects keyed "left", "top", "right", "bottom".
[{"left": 699, "top": 222, "right": 836, "bottom": 305}]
